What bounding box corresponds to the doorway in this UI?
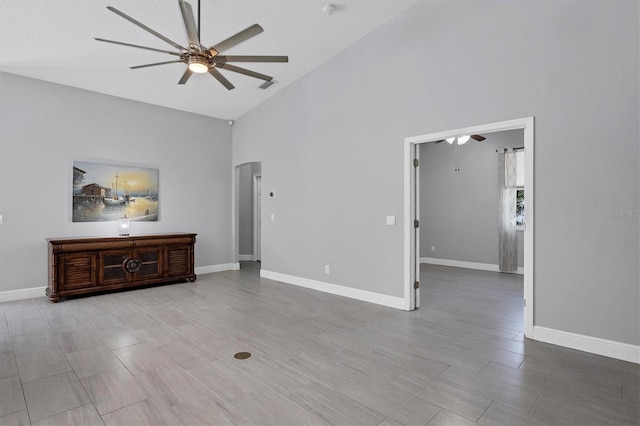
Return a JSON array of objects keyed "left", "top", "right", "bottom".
[
  {"left": 404, "top": 117, "right": 534, "bottom": 337},
  {"left": 236, "top": 162, "right": 262, "bottom": 269}
]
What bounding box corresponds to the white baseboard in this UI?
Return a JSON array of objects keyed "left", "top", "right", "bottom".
[
  {"left": 260, "top": 270, "right": 406, "bottom": 310},
  {"left": 421, "top": 257, "right": 524, "bottom": 275},
  {"left": 238, "top": 254, "right": 255, "bottom": 261},
  {"left": 533, "top": 326, "right": 640, "bottom": 364},
  {"left": 195, "top": 263, "right": 240, "bottom": 275},
  {"left": 0, "top": 264, "right": 240, "bottom": 303},
  {"left": 0, "top": 286, "right": 47, "bottom": 303}
]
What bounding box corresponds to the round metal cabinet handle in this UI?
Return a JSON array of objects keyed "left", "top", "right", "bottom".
[{"left": 124, "top": 258, "right": 142, "bottom": 273}]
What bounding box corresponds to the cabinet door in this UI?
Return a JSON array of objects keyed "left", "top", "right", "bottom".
[
  {"left": 99, "top": 250, "right": 131, "bottom": 285},
  {"left": 165, "top": 245, "right": 192, "bottom": 277},
  {"left": 59, "top": 253, "right": 98, "bottom": 290},
  {"left": 133, "top": 247, "right": 163, "bottom": 280}
]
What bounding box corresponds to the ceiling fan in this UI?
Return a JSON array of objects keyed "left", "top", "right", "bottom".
[
  {"left": 434, "top": 134, "right": 486, "bottom": 144},
  {"left": 433, "top": 134, "right": 487, "bottom": 171},
  {"left": 95, "top": 0, "right": 288, "bottom": 90}
]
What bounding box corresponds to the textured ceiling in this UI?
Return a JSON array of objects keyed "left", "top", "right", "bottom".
[{"left": 0, "top": 0, "right": 415, "bottom": 120}]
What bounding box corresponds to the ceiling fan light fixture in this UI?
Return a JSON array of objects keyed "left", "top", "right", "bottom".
[
  {"left": 458, "top": 135, "right": 470, "bottom": 145},
  {"left": 446, "top": 137, "right": 456, "bottom": 144},
  {"left": 188, "top": 56, "right": 209, "bottom": 73}
]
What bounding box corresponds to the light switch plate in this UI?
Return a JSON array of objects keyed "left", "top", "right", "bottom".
[
  {"left": 0, "top": 215, "right": 3, "bottom": 225},
  {"left": 386, "top": 215, "right": 396, "bottom": 226}
]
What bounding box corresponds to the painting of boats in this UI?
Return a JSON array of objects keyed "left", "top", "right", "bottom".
[{"left": 73, "top": 161, "right": 159, "bottom": 222}]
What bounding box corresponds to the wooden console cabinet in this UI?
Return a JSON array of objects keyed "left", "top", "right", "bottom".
[{"left": 47, "top": 233, "right": 196, "bottom": 302}]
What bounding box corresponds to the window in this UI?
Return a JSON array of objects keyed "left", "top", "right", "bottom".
[
  {"left": 516, "top": 189, "right": 525, "bottom": 227},
  {"left": 515, "top": 151, "right": 525, "bottom": 229}
]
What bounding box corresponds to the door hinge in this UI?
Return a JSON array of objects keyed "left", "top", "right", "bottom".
[
  {"left": 414, "top": 281, "right": 420, "bottom": 289},
  {"left": 414, "top": 219, "right": 419, "bottom": 228},
  {"left": 413, "top": 158, "right": 419, "bottom": 168},
  {"left": 523, "top": 298, "right": 526, "bottom": 307}
]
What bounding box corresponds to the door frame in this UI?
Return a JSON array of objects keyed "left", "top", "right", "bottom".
[
  {"left": 252, "top": 173, "right": 262, "bottom": 262},
  {"left": 403, "top": 117, "right": 535, "bottom": 337}
]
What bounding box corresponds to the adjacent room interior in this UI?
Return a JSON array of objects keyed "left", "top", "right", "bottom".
[{"left": 418, "top": 129, "right": 526, "bottom": 338}]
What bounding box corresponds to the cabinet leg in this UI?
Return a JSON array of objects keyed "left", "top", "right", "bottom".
[{"left": 46, "top": 288, "right": 61, "bottom": 303}]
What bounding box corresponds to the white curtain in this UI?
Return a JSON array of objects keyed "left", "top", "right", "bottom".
[{"left": 499, "top": 149, "right": 518, "bottom": 272}]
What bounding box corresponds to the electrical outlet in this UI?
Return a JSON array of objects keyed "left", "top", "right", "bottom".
[
  {"left": 0, "top": 215, "right": 3, "bottom": 225},
  {"left": 325, "top": 265, "right": 330, "bottom": 274},
  {"left": 431, "top": 245, "right": 435, "bottom": 252}
]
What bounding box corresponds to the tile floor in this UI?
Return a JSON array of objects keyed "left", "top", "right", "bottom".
[{"left": 0, "top": 262, "right": 638, "bottom": 425}]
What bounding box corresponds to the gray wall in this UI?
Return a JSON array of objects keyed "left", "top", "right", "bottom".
[
  {"left": 420, "top": 130, "right": 524, "bottom": 268},
  {"left": 238, "top": 162, "right": 261, "bottom": 255},
  {"left": 0, "top": 72, "right": 233, "bottom": 292},
  {"left": 233, "top": 0, "right": 639, "bottom": 345}
]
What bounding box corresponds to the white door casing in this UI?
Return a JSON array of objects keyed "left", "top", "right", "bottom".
[
  {"left": 253, "top": 174, "right": 262, "bottom": 261},
  {"left": 404, "top": 117, "right": 534, "bottom": 337}
]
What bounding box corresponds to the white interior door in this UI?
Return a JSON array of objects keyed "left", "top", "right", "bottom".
[{"left": 413, "top": 145, "right": 420, "bottom": 308}]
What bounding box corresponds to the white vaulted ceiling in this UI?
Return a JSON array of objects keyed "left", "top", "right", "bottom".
[{"left": 0, "top": 0, "right": 415, "bottom": 119}]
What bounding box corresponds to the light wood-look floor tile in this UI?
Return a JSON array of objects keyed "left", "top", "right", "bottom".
[
  {"left": 101, "top": 399, "right": 179, "bottom": 426},
  {"left": 15, "top": 347, "right": 72, "bottom": 383},
  {"left": 64, "top": 345, "right": 123, "bottom": 379},
  {"left": 0, "top": 375, "right": 26, "bottom": 417},
  {"left": 111, "top": 342, "right": 177, "bottom": 375},
  {"left": 22, "top": 371, "right": 90, "bottom": 422},
  {"left": 134, "top": 365, "right": 212, "bottom": 408},
  {"left": 288, "top": 381, "right": 387, "bottom": 425},
  {"left": 0, "top": 409, "right": 31, "bottom": 426},
  {"left": 11, "top": 332, "right": 58, "bottom": 356},
  {"left": 8, "top": 317, "right": 51, "bottom": 337},
  {"left": 33, "top": 403, "right": 104, "bottom": 426},
  {"left": 170, "top": 392, "right": 250, "bottom": 425},
  {"left": 80, "top": 367, "right": 147, "bottom": 415},
  {"left": 427, "top": 409, "right": 479, "bottom": 426},
  {"left": 0, "top": 350, "right": 18, "bottom": 380},
  {"left": 0, "top": 332, "right": 12, "bottom": 353},
  {"left": 0, "top": 262, "right": 637, "bottom": 425},
  {"left": 477, "top": 402, "right": 542, "bottom": 426}
]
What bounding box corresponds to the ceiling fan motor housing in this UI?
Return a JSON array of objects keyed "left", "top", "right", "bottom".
[{"left": 188, "top": 54, "right": 210, "bottom": 72}]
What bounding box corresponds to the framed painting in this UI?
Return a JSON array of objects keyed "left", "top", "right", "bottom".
[{"left": 72, "top": 160, "right": 159, "bottom": 222}]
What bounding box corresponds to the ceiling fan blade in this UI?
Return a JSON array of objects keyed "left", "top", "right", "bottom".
[
  {"left": 209, "top": 67, "right": 235, "bottom": 90},
  {"left": 178, "top": 68, "right": 193, "bottom": 85},
  {"left": 217, "top": 63, "right": 272, "bottom": 82},
  {"left": 434, "top": 140, "right": 444, "bottom": 144},
  {"left": 130, "top": 60, "right": 183, "bottom": 69},
  {"left": 106, "top": 6, "right": 188, "bottom": 52},
  {"left": 218, "top": 55, "right": 289, "bottom": 63},
  {"left": 471, "top": 134, "right": 486, "bottom": 141},
  {"left": 94, "top": 38, "right": 182, "bottom": 56},
  {"left": 178, "top": 0, "right": 202, "bottom": 52},
  {"left": 209, "top": 24, "right": 264, "bottom": 55}
]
